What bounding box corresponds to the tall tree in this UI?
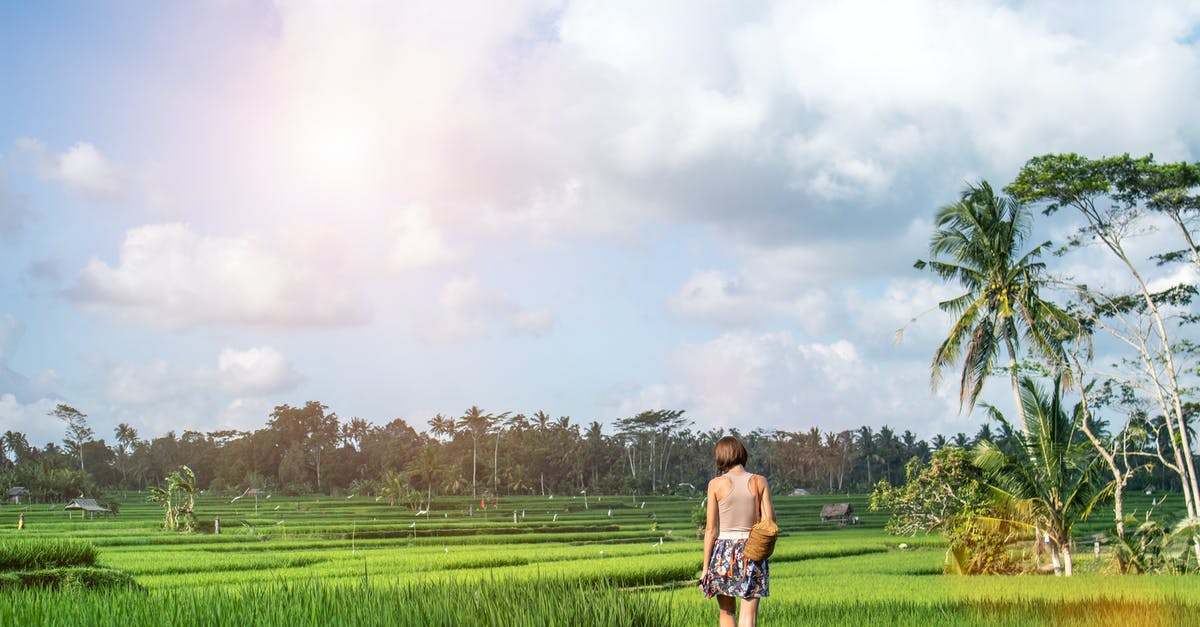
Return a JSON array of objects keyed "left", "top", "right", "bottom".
[
  {"left": 268, "top": 401, "right": 338, "bottom": 491},
  {"left": 52, "top": 404, "right": 93, "bottom": 477},
  {"left": 1009, "top": 153, "right": 1200, "bottom": 555},
  {"left": 916, "top": 181, "right": 1077, "bottom": 432},
  {"left": 428, "top": 414, "right": 455, "bottom": 441},
  {"left": 113, "top": 423, "right": 138, "bottom": 486},
  {"left": 456, "top": 406, "right": 492, "bottom": 498}
]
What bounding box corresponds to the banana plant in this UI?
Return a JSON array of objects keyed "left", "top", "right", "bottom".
[{"left": 147, "top": 465, "right": 197, "bottom": 532}]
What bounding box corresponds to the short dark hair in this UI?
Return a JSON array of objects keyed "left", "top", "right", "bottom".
[{"left": 713, "top": 436, "right": 748, "bottom": 474}]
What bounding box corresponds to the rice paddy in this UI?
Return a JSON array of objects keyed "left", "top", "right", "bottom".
[{"left": 1, "top": 492, "right": 1196, "bottom": 625}]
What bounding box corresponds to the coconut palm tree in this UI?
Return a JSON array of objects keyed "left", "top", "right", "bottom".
[
  {"left": 974, "top": 376, "right": 1111, "bottom": 576},
  {"left": 113, "top": 423, "right": 138, "bottom": 486},
  {"left": 856, "top": 426, "right": 877, "bottom": 486},
  {"left": 456, "top": 406, "right": 493, "bottom": 498},
  {"left": 415, "top": 443, "right": 439, "bottom": 507},
  {"left": 428, "top": 414, "right": 455, "bottom": 442},
  {"left": 917, "top": 181, "right": 1078, "bottom": 432},
  {"left": 491, "top": 411, "right": 510, "bottom": 495}
]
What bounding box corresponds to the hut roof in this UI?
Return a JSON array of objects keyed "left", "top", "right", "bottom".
[
  {"left": 8, "top": 486, "right": 30, "bottom": 496},
  {"left": 819, "top": 503, "right": 853, "bottom": 518},
  {"left": 64, "top": 498, "right": 110, "bottom": 512}
]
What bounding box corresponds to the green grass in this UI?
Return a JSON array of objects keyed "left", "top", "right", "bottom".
[
  {"left": 0, "top": 491, "right": 1196, "bottom": 625},
  {"left": 0, "top": 538, "right": 98, "bottom": 570}
]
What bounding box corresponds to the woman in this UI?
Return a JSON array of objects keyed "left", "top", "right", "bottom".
[{"left": 700, "top": 435, "right": 774, "bottom": 627}]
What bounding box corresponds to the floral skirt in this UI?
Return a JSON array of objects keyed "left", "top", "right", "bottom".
[{"left": 700, "top": 538, "right": 769, "bottom": 599}]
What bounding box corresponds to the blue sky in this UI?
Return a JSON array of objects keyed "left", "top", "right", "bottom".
[{"left": 2, "top": 1, "right": 1199, "bottom": 448}]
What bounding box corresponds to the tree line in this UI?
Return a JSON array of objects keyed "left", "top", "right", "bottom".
[{"left": 3, "top": 401, "right": 951, "bottom": 501}]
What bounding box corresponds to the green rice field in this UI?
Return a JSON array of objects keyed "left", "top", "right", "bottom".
[{"left": 1, "top": 492, "right": 1196, "bottom": 625}]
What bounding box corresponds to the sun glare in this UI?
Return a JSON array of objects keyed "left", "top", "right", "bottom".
[{"left": 301, "top": 124, "right": 368, "bottom": 183}]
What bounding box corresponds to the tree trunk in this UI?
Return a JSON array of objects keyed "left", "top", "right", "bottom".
[
  {"left": 1049, "top": 541, "right": 1063, "bottom": 576},
  {"left": 1005, "top": 337, "right": 1028, "bottom": 435},
  {"left": 1061, "top": 543, "right": 1073, "bottom": 577}
]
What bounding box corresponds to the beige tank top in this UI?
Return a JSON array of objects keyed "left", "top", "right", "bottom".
[{"left": 717, "top": 472, "right": 758, "bottom": 532}]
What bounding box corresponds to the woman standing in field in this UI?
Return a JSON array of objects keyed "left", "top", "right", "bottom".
[{"left": 700, "top": 435, "right": 774, "bottom": 627}]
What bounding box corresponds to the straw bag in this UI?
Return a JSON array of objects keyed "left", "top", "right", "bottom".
[{"left": 743, "top": 476, "right": 777, "bottom": 561}]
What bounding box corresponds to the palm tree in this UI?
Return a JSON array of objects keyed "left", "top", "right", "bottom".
[
  {"left": 428, "top": 414, "right": 455, "bottom": 441},
  {"left": 114, "top": 423, "right": 138, "bottom": 486},
  {"left": 491, "top": 411, "right": 510, "bottom": 495},
  {"left": 456, "top": 406, "right": 493, "bottom": 498},
  {"left": 917, "top": 181, "right": 1077, "bottom": 432},
  {"left": 416, "top": 443, "right": 439, "bottom": 507},
  {"left": 974, "top": 376, "right": 1110, "bottom": 576},
  {"left": 856, "top": 426, "right": 876, "bottom": 486}
]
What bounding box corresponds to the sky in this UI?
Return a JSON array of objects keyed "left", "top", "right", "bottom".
[{"left": 2, "top": 0, "right": 1199, "bottom": 448}]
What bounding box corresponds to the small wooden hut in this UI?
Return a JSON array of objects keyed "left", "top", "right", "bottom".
[
  {"left": 64, "top": 498, "right": 113, "bottom": 520},
  {"left": 8, "top": 486, "right": 31, "bottom": 505},
  {"left": 819, "top": 502, "right": 854, "bottom": 524}
]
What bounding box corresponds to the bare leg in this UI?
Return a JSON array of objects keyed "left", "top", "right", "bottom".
[
  {"left": 717, "top": 595, "right": 736, "bottom": 627},
  {"left": 737, "top": 598, "right": 759, "bottom": 627}
]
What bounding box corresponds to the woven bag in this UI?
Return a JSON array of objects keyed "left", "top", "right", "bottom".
[{"left": 743, "top": 476, "right": 777, "bottom": 561}]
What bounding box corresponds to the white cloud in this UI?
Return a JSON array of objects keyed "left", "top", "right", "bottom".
[
  {"left": 0, "top": 315, "right": 61, "bottom": 403},
  {"left": 17, "top": 138, "right": 125, "bottom": 198},
  {"left": 71, "top": 223, "right": 367, "bottom": 328},
  {"left": 388, "top": 205, "right": 461, "bottom": 271},
  {"left": 106, "top": 359, "right": 192, "bottom": 406},
  {"left": 431, "top": 276, "right": 555, "bottom": 342},
  {"left": 102, "top": 346, "right": 302, "bottom": 436},
  {"left": 107, "top": 346, "right": 302, "bottom": 405},
  {"left": 0, "top": 394, "right": 62, "bottom": 447},
  {"left": 217, "top": 346, "right": 303, "bottom": 396},
  {"left": 198, "top": 2, "right": 1200, "bottom": 272},
  {"left": 612, "top": 330, "right": 976, "bottom": 438}
]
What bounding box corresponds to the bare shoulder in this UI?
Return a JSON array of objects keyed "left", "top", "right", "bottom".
[
  {"left": 708, "top": 475, "right": 732, "bottom": 499},
  {"left": 751, "top": 474, "right": 770, "bottom": 492}
]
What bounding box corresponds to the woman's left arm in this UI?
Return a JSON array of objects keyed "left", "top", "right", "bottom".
[{"left": 757, "top": 475, "right": 776, "bottom": 523}]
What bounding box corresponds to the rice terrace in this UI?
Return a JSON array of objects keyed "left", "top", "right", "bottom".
[{"left": 0, "top": 488, "right": 1196, "bottom": 625}]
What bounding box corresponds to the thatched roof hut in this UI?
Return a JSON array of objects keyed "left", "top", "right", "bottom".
[
  {"left": 8, "top": 486, "right": 30, "bottom": 504},
  {"left": 65, "top": 498, "right": 112, "bottom": 519},
  {"left": 819, "top": 502, "right": 853, "bottom": 522}
]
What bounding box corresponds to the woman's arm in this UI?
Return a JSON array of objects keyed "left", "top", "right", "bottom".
[
  {"left": 756, "top": 475, "right": 776, "bottom": 523},
  {"left": 701, "top": 479, "right": 719, "bottom": 577}
]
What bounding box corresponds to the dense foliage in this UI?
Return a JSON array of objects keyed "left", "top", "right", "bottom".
[{"left": 2, "top": 404, "right": 948, "bottom": 499}]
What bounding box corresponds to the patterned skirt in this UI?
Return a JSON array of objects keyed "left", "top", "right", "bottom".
[{"left": 700, "top": 538, "right": 769, "bottom": 599}]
